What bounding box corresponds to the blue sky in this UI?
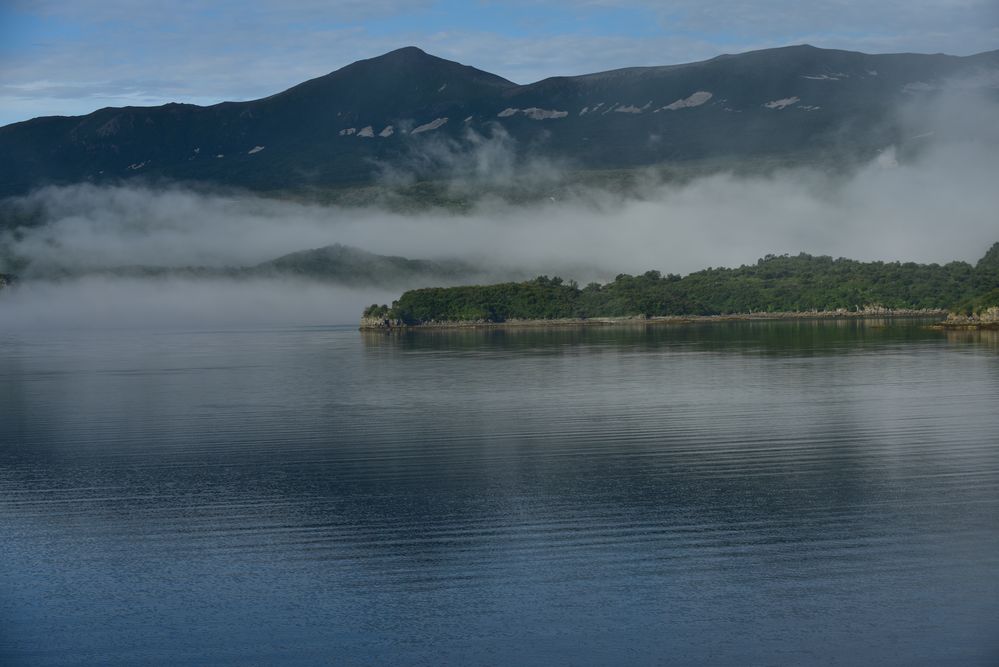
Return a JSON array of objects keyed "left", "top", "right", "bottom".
[{"left": 1, "top": 0, "right": 997, "bottom": 126}]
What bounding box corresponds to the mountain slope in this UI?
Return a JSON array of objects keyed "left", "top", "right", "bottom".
[{"left": 1, "top": 45, "right": 997, "bottom": 197}]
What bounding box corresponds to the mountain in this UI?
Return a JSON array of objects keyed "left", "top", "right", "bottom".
[{"left": 1, "top": 45, "right": 997, "bottom": 197}]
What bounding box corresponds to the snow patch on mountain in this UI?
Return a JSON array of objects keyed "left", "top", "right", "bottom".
[
  {"left": 524, "top": 108, "right": 568, "bottom": 120},
  {"left": 615, "top": 102, "right": 651, "bottom": 114},
  {"left": 497, "top": 108, "right": 568, "bottom": 120},
  {"left": 659, "top": 91, "right": 713, "bottom": 111},
  {"left": 412, "top": 117, "right": 448, "bottom": 134},
  {"left": 802, "top": 73, "right": 847, "bottom": 80},
  {"left": 763, "top": 97, "right": 800, "bottom": 109}
]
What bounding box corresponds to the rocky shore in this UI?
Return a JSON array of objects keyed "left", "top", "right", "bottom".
[
  {"left": 360, "top": 308, "right": 948, "bottom": 331},
  {"left": 935, "top": 307, "right": 999, "bottom": 330}
]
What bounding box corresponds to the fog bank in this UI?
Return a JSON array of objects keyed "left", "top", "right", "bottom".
[
  {"left": 4, "top": 147, "right": 998, "bottom": 283},
  {"left": 0, "top": 277, "right": 397, "bottom": 330}
]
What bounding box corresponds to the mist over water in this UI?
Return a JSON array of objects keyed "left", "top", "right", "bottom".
[
  {"left": 0, "top": 277, "right": 400, "bottom": 330},
  {"left": 1, "top": 90, "right": 998, "bottom": 330}
]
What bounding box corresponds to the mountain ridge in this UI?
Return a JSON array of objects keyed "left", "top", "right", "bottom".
[{"left": 1, "top": 44, "right": 997, "bottom": 197}]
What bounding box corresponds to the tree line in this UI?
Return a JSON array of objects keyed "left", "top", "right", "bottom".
[{"left": 365, "top": 243, "right": 999, "bottom": 323}]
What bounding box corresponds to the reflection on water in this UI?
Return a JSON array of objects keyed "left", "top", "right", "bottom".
[
  {"left": 361, "top": 318, "right": 947, "bottom": 355},
  {"left": 1, "top": 320, "right": 998, "bottom": 665},
  {"left": 944, "top": 327, "right": 999, "bottom": 352}
]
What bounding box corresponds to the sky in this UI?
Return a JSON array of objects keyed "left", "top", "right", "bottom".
[{"left": 0, "top": 0, "right": 997, "bottom": 126}]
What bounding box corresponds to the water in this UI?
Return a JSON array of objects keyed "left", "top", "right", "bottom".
[{"left": 1, "top": 321, "right": 998, "bottom": 665}]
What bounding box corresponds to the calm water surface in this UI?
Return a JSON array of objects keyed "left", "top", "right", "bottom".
[{"left": 1, "top": 321, "right": 998, "bottom": 665}]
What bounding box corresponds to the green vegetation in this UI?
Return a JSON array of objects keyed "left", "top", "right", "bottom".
[
  {"left": 952, "top": 243, "right": 999, "bottom": 315},
  {"left": 371, "top": 244, "right": 999, "bottom": 324},
  {"left": 364, "top": 304, "right": 391, "bottom": 318}
]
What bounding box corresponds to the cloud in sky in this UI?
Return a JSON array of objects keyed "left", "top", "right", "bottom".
[{"left": 1, "top": 0, "right": 997, "bottom": 125}]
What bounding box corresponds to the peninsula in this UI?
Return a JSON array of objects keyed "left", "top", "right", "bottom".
[{"left": 361, "top": 243, "right": 999, "bottom": 329}]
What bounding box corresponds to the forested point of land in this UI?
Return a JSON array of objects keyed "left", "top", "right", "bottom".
[{"left": 365, "top": 242, "right": 999, "bottom": 324}]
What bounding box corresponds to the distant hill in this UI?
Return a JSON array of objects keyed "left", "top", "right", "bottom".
[
  {"left": 255, "top": 243, "right": 489, "bottom": 286},
  {"left": 0, "top": 242, "right": 494, "bottom": 289},
  {"left": 1, "top": 44, "right": 997, "bottom": 197}
]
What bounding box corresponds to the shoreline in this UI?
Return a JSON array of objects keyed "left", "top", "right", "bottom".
[
  {"left": 932, "top": 321, "right": 999, "bottom": 331},
  {"left": 360, "top": 309, "right": 949, "bottom": 331},
  {"left": 933, "top": 307, "right": 999, "bottom": 330}
]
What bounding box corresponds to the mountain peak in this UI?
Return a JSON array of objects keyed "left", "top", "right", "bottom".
[
  {"left": 355, "top": 45, "right": 454, "bottom": 70},
  {"left": 380, "top": 46, "right": 429, "bottom": 59},
  {"left": 333, "top": 45, "right": 516, "bottom": 88}
]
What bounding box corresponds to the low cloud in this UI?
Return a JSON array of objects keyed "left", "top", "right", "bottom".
[
  {"left": 17, "top": 145, "right": 991, "bottom": 281},
  {"left": 374, "top": 124, "right": 567, "bottom": 193}
]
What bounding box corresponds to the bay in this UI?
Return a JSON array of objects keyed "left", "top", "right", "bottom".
[{"left": 1, "top": 321, "right": 998, "bottom": 665}]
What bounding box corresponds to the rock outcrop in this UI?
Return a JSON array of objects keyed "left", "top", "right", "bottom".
[{"left": 944, "top": 306, "right": 999, "bottom": 329}]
